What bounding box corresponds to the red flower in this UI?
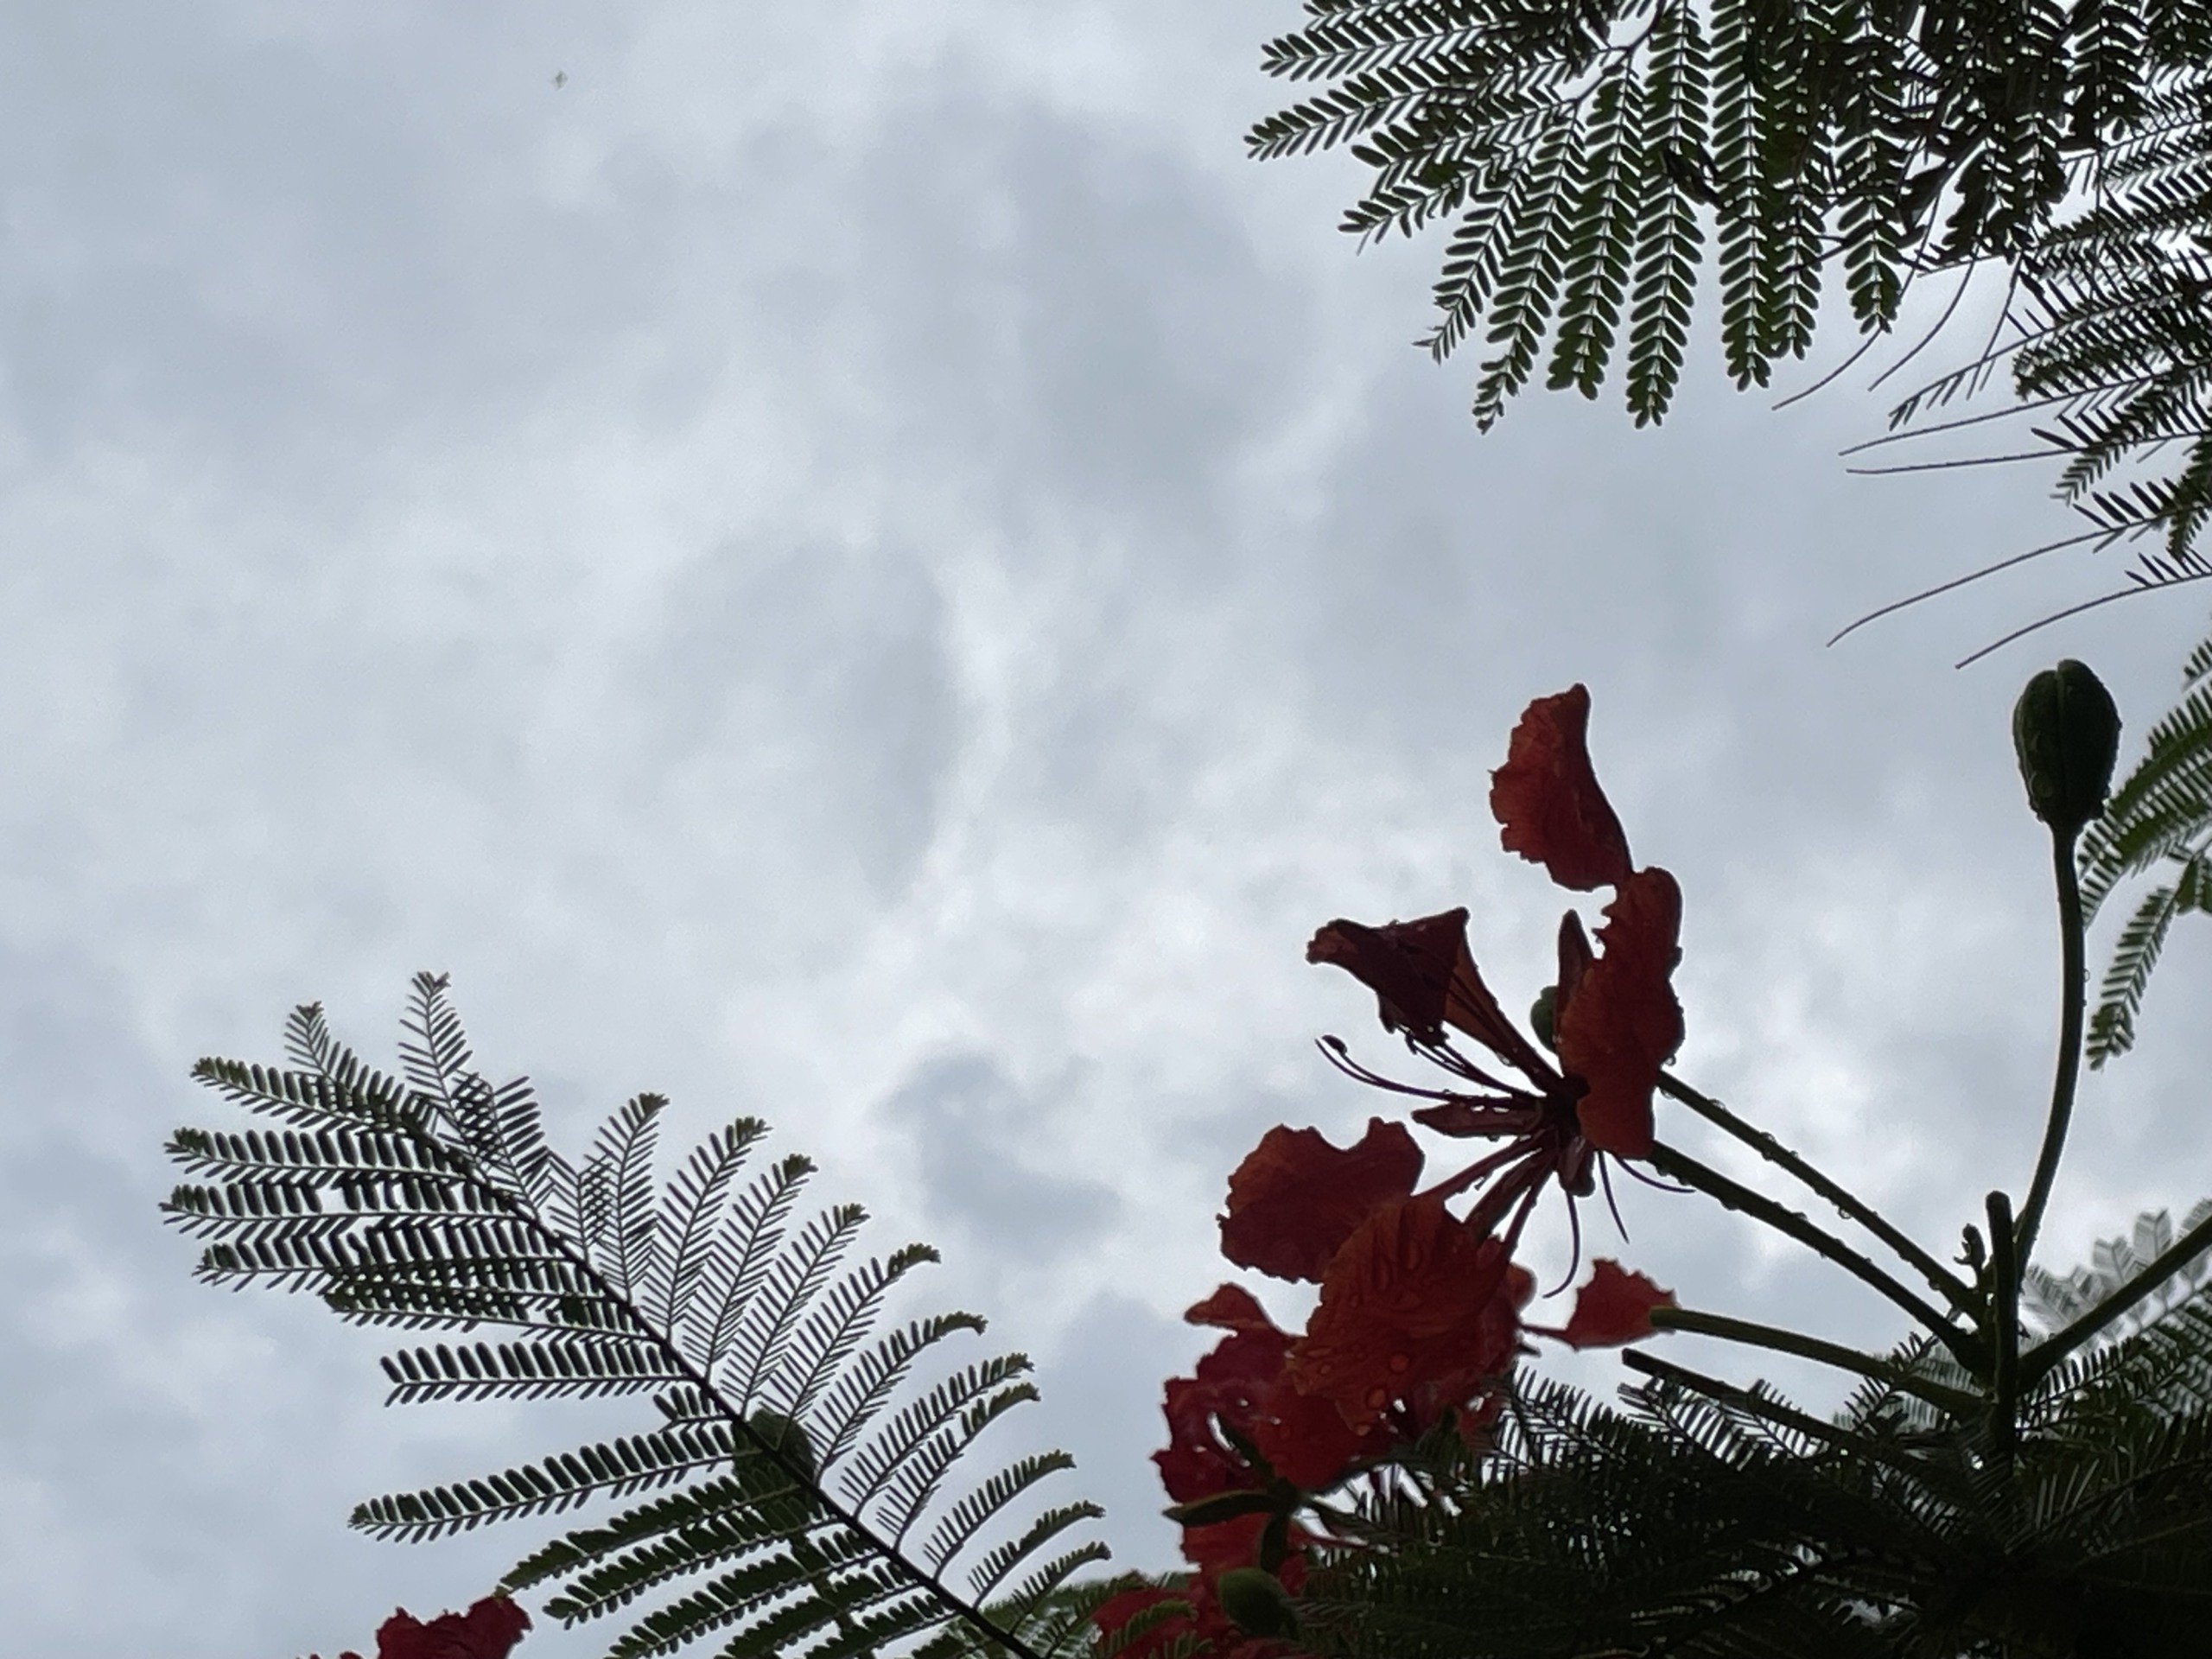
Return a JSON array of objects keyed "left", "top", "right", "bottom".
[
  {"left": 373, "top": 1599, "right": 530, "bottom": 1659},
  {"left": 1490, "top": 685, "right": 1634, "bottom": 892},
  {"left": 1554, "top": 870, "right": 1682, "bottom": 1158},
  {"left": 313, "top": 1597, "right": 531, "bottom": 1659},
  {"left": 1306, "top": 687, "right": 1683, "bottom": 1234},
  {"left": 1154, "top": 1287, "right": 1376, "bottom": 1501},
  {"left": 1286, "top": 1198, "right": 1532, "bottom": 1433},
  {"left": 1092, "top": 1586, "right": 1199, "bottom": 1659},
  {"left": 1558, "top": 1258, "right": 1675, "bottom": 1348},
  {"left": 1305, "top": 910, "right": 1552, "bottom": 1074},
  {"left": 1220, "top": 1119, "right": 1422, "bottom": 1282}
]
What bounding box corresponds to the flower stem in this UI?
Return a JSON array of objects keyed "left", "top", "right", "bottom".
[
  {"left": 1986, "top": 1190, "right": 2018, "bottom": 1469},
  {"left": 1656, "top": 1071, "right": 1975, "bottom": 1315},
  {"left": 2013, "top": 826, "right": 2087, "bottom": 1278},
  {"left": 1646, "top": 1306, "right": 1981, "bottom": 1415},
  {"left": 1648, "top": 1141, "right": 1980, "bottom": 1369}
]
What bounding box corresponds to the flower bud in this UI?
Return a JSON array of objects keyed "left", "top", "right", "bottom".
[
  {"left": 1215, "top": 1567, "right": 1300, "bottom": 1640},
  {"left": 1529, "top": 986, "right": 1558, "bottom": 1052},
  {"left": 2012, "top": 660, "right": 2120, "bottom": 836}
]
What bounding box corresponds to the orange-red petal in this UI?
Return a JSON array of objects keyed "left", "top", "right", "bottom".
[
  {"left": 1491, "top": 686, "right": 1634, "bottom": 893},
  {"left": 1555, "top": 868, "right": 1683, "bottom": 1158},
  {"left": 1220, "top": 1120, "right": 1423, "bottom": 1283},
  {"left": 1286, "top": 1198, "right": 1529, "bottom": 1433},
  {"left": 1560, "top": 1259, "right": 1675, "bottom": 1348}
]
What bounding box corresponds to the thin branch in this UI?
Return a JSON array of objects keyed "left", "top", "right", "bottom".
[
  {"left": 1646, "top": 1142, "right": 1977, "bottom": 1366},
  {"left": 1648, "top": 1306, "right": 1982, "bottom": 1415},
  {"left": 1955, "top": 568, "right": 2212, "bottom": 668},
  {"left": 2020, "top": 1205, "right": 2212, "bottom": 1387},
  {"left": 1656, "top": 1072, "right": 1977, "bottom": 1314},
  {"left": 1827, "top": 528, "right": 2118, "bottom": 646}
]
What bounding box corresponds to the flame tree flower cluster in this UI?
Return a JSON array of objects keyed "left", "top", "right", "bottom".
[
  {"left": 175, "top": 658, "right": 2212, "bottom": 1659},
  {"left": 1096, "top": 689, "right": 1683, "bottom": 1658}
]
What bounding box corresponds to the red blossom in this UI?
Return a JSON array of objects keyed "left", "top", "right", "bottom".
[
  {"left": 1554, "top": 869, "right": 1683, "bottom": 1158},
  {"left": 308, "top": 1598, "right": 531, "bottom": 1659},
  {"left": 1287, "top": 1198, "right": 1532, "bottom": 1433},
  {"left": 1092, "top": 1586, "right": 1200, "bottom": 1659},
  {"left": 1559, "top": 1259, "right": 1676, "bottom": 1348},
  {"left": 1154, "top": 1289, "right": 1376, "bottom": 1501},
  {"left": 1306, "top": 911, "right": 1554, "bottom": 1075},
  {"left": 1221, "top": 1119, "right": 1423, "bottom": 1283},
  {"left": 1490, "top": 685, "right": 1634, "bottom": 892},
  {"left": 1093, "top": 1518, "right": 1309, "bottom": 1659}
]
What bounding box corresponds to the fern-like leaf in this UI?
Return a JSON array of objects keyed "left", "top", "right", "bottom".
[{"left": 164, "top": 979, "right": 1109, "bottom": 1659}]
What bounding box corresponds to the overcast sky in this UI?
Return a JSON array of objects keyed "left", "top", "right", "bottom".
[{"left": 6, "top": 5, "right": 2212, "bottom": 1656}]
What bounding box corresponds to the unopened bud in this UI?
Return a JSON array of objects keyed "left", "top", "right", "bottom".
[
  {"left": 1530, "top": 986, "right": 1558, "bottom": 1052},
  {"left": 1215, "top": 1567, "right": 1300, "bottom": 1640},
  {"left": 2012, "top": 660, "right": 2120, "bottom": 836}
]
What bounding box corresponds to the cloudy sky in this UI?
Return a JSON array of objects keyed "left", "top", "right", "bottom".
[{"left": 5, "top": 4, "right": 2212, "bottom": 1656}]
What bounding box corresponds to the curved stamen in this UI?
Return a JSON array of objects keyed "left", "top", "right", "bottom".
[
  {"left": 1599, "top": 1156, "right": 1630, "bottom": 1242},
  {"left": 1316, "top": 1037, "right": 1468, "bottom": 1102}
]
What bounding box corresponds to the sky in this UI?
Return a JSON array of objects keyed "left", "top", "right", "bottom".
[{"left": 4, "top": 4, "right": 2212, "bottom": 1656}]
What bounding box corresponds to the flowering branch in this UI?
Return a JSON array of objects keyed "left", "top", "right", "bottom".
[
  {"left": 1644, "top": 1306, "right": 1982, "bottom": 1414},
  {"left": 1656, "top": 1071, "right": 1977, "bottom": 1315},
  {"left": 2010, "top": 661, "right": 2121, "bottom": 1276},
  {"left": 1645, "top": 1141, "right": 1977, "bottom": 1364},
  {"left": 2014, "top": 826, "right": 2090, "bottom": 1276}
]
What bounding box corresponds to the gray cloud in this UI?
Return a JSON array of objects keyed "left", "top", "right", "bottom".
[
  {"left": 2, "top": 2, "right": 2209, "bottom": 1654},
  {"left": 885, "top": 1051, "right": 1119, "bottom": 1257}
]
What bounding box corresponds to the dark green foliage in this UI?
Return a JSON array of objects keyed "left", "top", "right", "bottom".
[
  {"left": 2081, "top": 629, "right": 2212, "bottom": 1063},
  {"left": 1249, "top": 0, "right": 2175, "bottom": 427},
  {"left": 1299, "top": 1288, "right": 2212, "bottom": 1658},
  {"left": 164, "top": 975, "right": 1109, "bottom": 1659}
]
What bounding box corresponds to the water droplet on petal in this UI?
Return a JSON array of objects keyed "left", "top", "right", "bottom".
[
  {"left": 1365, "top": 1387, "right": 1388, "bottom": 1408},
  {"left": 1388, "top": 1353, "right": 1410, "bottom": 1374}
]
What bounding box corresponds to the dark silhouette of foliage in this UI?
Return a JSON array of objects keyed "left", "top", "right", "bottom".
[{"left": 164, "top": 975, "right": 1110, "bottom": 1659}]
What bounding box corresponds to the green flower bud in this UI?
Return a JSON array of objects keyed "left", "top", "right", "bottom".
[
  {"left": 1215, "top": 1567, "right": 1300, "bottom": 1640},
  {"left": 2012, "top": 660, "right": 2120, "bottom": 836},
  {"left": 1529, "top": 986, "right": 1558, "bottom": 1052}
]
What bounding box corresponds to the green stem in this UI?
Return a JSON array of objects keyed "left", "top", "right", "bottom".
[
  {"left": 1620, "top": 1351, "right": 1936, "bottom": 1475},
  {"left": 1986, "top": 1190, "right": 2018, "bottom": 1469},
  {"left": 2020, "top": 1205, "right": 2212, "bottom": 1388},
  {"left": 1649, "top": 1141, "right": 1979, "bottom": 1368},
  {"left": 1647, "top": 1306, "right": 1982, "bottom": 1415},
  {"left": 2014, "top": 827, "right": 2087, "bottom": 1276},
  {"left": 1657, "top": 1071, "right": 1975, "bottom": 1314}
]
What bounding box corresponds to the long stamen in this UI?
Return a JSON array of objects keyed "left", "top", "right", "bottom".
[
  {"left": 1315, "top": 1037, "right": 1466, "bottom": 1101},
  {"left": 1464, "top": 1152, "right": 1549, "bottom": 1238},
  {"left": 1599, "top": 1157, "right": 1630, "bottom": 1242},
  {"left": 1618, "top": 1158, "right": 1694, "bottom": 1196},
  {"left": 1421, "top": 1140, "right": 1539, "bottom": 1204},
  {"left": 1405, "top": 1035, "right": 1523, "bottom": 1095},
  {"left": 1545, "top": 1196, "right": 1586, "bottom": 1297}
]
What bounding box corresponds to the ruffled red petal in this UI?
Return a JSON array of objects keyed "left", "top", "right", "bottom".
[
  {"left": 1491, "top": 686, "right": 1634, "bottom": 893},
  {"left": 1560, "top": 1259, "right": 1675, "bottom": 1348},
  {"left": 1185, "top": 1284, "right": 1280, "bottom": 1335},
  {"left": 1555, "top": 868, "right": 1683, "bottom": 1158},
  {"left": 1091, "top": 1586, "right": 1199, "bottom": 1659},
  {"left": 1154, "top": 1300, "right": 1374, "bottom": 1498},
  {"left": 374, "top": 1598, "right": 531, "bottom": 1659},
  {"left": 1220, "top": 1120, "right": 1423, "bottom": 1283},
  {"left": 1286, "top": 1198, "right": 1529, "bottom": 1433}
]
